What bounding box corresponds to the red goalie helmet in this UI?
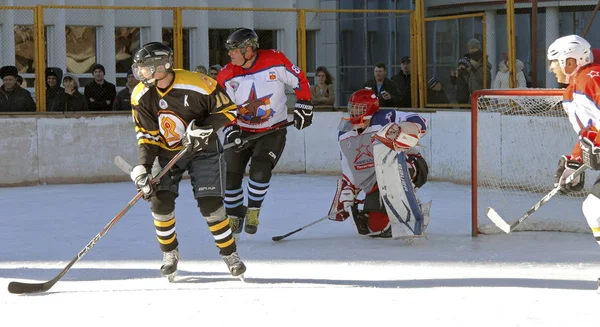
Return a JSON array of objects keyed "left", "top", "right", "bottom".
[{"left": 346, "top": 88, "right": 380, "bottom": 126}]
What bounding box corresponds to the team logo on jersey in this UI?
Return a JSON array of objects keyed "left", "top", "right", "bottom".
[
  {"left": 159, "top": 99, "right": 168, "bottom": 109},
  {"left": 353, "top": 144, "right": 374, "bottom": 170},
  {"left": 269, "top": 72, "right": 277, "bottom": 80},
  {"left": 230, "top": 81, "right": 239, "bottom": 91},
  {"left": 587, "top": 71, "right": 600, "bottom": 79},
  {"left": 238, "top": 83, "right": 274, "bottom": 125},
  {"left": 158, "top": 112, "right": 186, "bottom": 147}
]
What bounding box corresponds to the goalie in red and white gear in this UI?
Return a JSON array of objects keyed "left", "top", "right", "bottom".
[
  {"left": 548, "top": 34, "right": 600, "bottom": 291},
  {"left": 328, "top": 88, "right": 429, "bottom": 238}
]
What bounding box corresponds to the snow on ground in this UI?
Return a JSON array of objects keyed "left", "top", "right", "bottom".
[{"left": 1, "top": 175, "right": 599, "bottom": 326}]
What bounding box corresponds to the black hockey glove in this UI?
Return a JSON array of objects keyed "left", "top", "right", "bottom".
[
  {"left": 223, "top": 124, "right": 247, "bottom": 152},
  {"left": 130, "top": 165, "right": 155, "bottom": 200},
  {"left": 181, "top": 120, "right": 214, "bottom": 154},
  {"left": 294, "top": 100, "right": 314, "bottom": 130},
  {"left": 554, "top": 155, "right": 585, "bottom": 194},
  {"left": 406, "top": 154, "right": 429, "bottom": 188}
]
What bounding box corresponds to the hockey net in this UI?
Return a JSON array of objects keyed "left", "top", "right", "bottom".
[{"left": 472, "top": 89, "right": 592, "bottom": 235}]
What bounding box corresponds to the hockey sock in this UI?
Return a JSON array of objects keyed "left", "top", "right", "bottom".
[
  {"left": 224, "top": 187, "right": 245, "bottom": 216},
  {"left": 207, "top": 218, "right": 237, "bottom": 256},
  {"left": 247, "top": 179, "right": 270, "bottom": 208},
  {"left": 153, "top": 211, "right": 178, "bottom": 252}
]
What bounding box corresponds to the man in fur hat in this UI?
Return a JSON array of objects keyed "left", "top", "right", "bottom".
[{"left": 0, "top": 65, "right": 35, "bottom": 112}]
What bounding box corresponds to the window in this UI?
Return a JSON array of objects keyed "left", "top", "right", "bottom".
[
  {"left": 162, "top": 28, "right": 190, "bottom": 70},
  {"left": 115, "top": 27, "right": 141, "bottom": 86},
  {"left": 14, "top": 25, "right": 35, "bottom": 87},
  {"left": 65, "top": 26, "right": 97, "bottom": 74}
]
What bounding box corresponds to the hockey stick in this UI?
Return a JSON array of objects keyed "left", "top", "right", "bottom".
[
  {"left": 114, "top": 121, "right": 295, "bottom": 175},
  {"left": 486, "top": 165, "right": 588, "bottom": 234},
  {"left": 7, "top": 148, "right": 188, "bottom": 295},
  {"left": 272, "top": 210, "right": 343, "bottom": 242}
]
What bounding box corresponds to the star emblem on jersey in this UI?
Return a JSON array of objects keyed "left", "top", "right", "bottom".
[
  {"left": 353, "top": 144, "right": 374, "bottom": 170},
  {"left": 238, "top": 83, "right": 274, "bottom": 125},
  {"left": 587, "top": 71, "right": 600, "bottom": 79}
]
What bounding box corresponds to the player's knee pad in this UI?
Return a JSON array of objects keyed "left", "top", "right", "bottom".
[
  {"left": 582, "top": 194, "right": 600, "bottom": 230},
  {"left": 201, "top": 205, "right": 227, "bottom": 224},
  {"left": 151, "top": 191, "right": 177, "bottom": 215},
  {"left": 197, "top": 196, "right": 224, "bottom": 216},
  {"left": 249, "top": 157, "right": 273, "bottom": 183},
  {"left": 152, "top": 210, "right": 174, "bottom": 222},
  {"left": 226, "top": 171, "right": 244, "bottom": 190}
]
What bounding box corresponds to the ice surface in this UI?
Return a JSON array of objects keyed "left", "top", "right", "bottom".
[{"left": 1, "top": 175, "right": 599, "bottom": 326}]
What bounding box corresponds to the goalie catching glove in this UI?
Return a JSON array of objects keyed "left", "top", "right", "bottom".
[
  {"left": 554, "top": 155, "right": 585, "bottom": 194},
  {"left": 374, "top": 121, "right": 423, "bottom": 152},
  {"left": 294, "top": 100, "right": 314, "bottom": 130},
  {"left": 181, "top": 119, "right": 214, "bottom": 154}
]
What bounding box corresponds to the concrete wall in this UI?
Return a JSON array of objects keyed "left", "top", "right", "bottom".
[{"left": 0, "top": 111, "right": 576, "bottom": 187}]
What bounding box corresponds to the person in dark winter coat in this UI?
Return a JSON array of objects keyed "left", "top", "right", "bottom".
[
  {"left": 363, "top": 63, "right": 402, "bottom": 107},
  {"left": 62, "top": 73, "right": 88, "bottom": 111},
  {"left": 391, "top": 56, "right": 412, "bottom": 108},
  {"left": 46, "top": 67, "right": 65, "bottom": 112},
  {"left": 0, "top": 65, "right": 35, "bottom": 112},
  {"left": 450, "top": 57, "right": 471, "bottom": 104},
  {"left": 84, "top": 64, "right": 116, "bottom": 111},
  {"left": 426, "top": 77, "right": 449, "bottom": 104},
  {"left": 113, "top": 70, "right": 138, "bottom": 111}
]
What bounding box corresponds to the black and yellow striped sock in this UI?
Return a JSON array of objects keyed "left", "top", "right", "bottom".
[
  {"left": 207, "top": 217, "right": 236, "bottom": 256},
  {"left": 154, "top": 214, "right": 178, "bottom": 252}
]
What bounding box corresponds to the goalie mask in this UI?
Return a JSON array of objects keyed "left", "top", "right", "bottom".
[
  {"left": 132, "top": 42, "right": 174, "bottom": 87},
  {"left": 547, "top": 35, "right": 592, "bottom": 83},
  {"left": 345, "top": 88, "right": 380, "bottom": 129}
]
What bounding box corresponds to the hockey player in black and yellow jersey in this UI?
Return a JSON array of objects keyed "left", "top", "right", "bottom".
[{"left": 129, "top": 42, "right": 245, "bottom": 280}]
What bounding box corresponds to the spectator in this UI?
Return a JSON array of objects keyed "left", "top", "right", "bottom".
[
  {"left": 450, "top": 57, "right": 471, "bottom": 104},
  {"left": 194, "top": 65, "right": 207, "bottom": 74},
  {"left": 427, "top": 77, "right": 449, "bottom": 104},
  {"left": 113, "top": 70, "right": 138, "bottom": 111},
  {"left": 0, "top": 65, "right": 35, "bottom": 112},
  {"left": 16, "top": 75, "right": 23, "bottom": 87},
  {"left": 84, "top": 64, "right": 116, "bottom": 111},
  {"left": 391, "top": 56, "right": 412, "bottom": 108},
  {"left": 467, "top": 38, "right": 482, "bottom": 55},
  {"left": 46, "top": 67, "right": 65, "bottom": 112},
  {"left": 363, "top": 63, "right": 401, "bottom": 107},
  {"left": 62, "top": 73, "right": 88, "bottom": 111},
  {"left": 493, "top": 59, "right": 527, "bottom": 89},
  {"left": 209, "top": 64, "right": 222, "bottom": 78},
  {"left": 310, "top": 66, "right": 334, "bottom": 107},
  {"left": 467, "top": 50, "right": 492, "bottom": 95}
]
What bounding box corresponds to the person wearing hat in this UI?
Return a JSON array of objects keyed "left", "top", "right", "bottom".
[
  {"left": 450, "top": 56, "right": 472, "bottom": 105},
  {"left": 62, "top": 73, "right": 87, "bottom": 111},
  {"left": 113, "top": 69, "right": 138, "bottom": 111},
  {"left": 84, "top": 63, "right": 116, "bottom": 111},
  {"left": 391, "top": 56, "right": 412, "bottom": 108},
  {"left": 209, "top": 64, "right": 222, "bottom": 78},
  {"left": 0, "top": 65, "right": 35, "bottom": 112},
  {"left": 45, "top": 67, "right": 65, "bottom": 112},
  {"left": 426, "top": 76, "right": 449, "bottom": 104}
]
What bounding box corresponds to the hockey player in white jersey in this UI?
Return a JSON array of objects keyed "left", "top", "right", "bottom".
[
  {"left": 329, "top": 88, "right": 430, "bottom": 239},
  {"left": 547, "top": 35, "right": 600, "bottom": 292}
]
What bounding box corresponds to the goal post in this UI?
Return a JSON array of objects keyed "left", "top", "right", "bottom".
[{"left": 471, "top": 89, "right": 592, "bottom": 235}]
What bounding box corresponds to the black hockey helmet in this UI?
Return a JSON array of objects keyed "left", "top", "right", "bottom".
[
  {"left": 132, "top": 42, "right": 174, "bottom": 86},
  {"left": 226, "top": 28, "right": 259, "bottom": 54}
]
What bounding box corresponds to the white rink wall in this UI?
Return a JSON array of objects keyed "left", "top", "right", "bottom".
[{"left": 0, "top": 111, "right": 568, "bottom": 186}]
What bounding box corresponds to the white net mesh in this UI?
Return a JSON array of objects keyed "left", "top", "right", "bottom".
[{"left": 474, "top": 89, "right": 593, "bottom": 234}]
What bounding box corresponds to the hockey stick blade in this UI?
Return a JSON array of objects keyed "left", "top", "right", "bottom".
[
  {"left": 7, "top": 149, "right": 188, "bottom": 294},
  {"left": 272, "top": 210, "right": 343, "bottom": 242},
  {"left": 114, "top": 155, "right": 133, "bottom": 174},
  {"left": 485, "top": 164, "right": 587, "bottom": 234}
]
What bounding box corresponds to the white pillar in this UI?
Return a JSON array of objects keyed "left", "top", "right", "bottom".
[
  {"left": 49, "top": 1, "right": 67, "bottom": 75},
  {"left": 0, "top": 8, "right": 16, "bottom": 66},
  {"left": 546, "top": 6, "right": 560, "bottom": 88},
  {"left": 486, "top": 10, "right": 497, "bottom": 80},
  {"left": 189, "top": 0, "right": 210, "bottom": 69},
  {"left": 100, "top": 0, "right": 116, "bottom": 84}
]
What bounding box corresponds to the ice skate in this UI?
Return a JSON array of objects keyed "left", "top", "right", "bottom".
[
  {"left": 229, "top": 216, "right": 244, "bottom": 239},
  {"left": 222, "top": 251, "right": 246, "bottom": 280},
  {"left": 244, "top": 207, "right": 261, "bottom": 235},
  {"left": 160, "top": 248, "right": 179, "bottom": 282}
]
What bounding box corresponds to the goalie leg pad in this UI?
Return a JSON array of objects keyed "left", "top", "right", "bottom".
[
  {"left": 373, "top": 143, "right": 425, "bottom": 238},
  {"left": 328, "top": 178, "right": 349, "bottom": 221}
]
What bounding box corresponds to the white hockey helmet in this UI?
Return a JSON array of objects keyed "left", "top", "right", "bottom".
[{"left": 547, "top": 35, "right": 593, "bottom": 80}]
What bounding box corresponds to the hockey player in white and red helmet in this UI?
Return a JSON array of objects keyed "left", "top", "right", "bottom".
[
  {"left": 328, "top": 88, "right": 430, "bottom": 239},
  {"left": 547, "top": 35, "right": 600, "bottom": 292}
]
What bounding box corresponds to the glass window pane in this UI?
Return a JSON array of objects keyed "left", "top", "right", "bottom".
[
  {"left": 66, "top": 26, "right": 97, "bottom": 74},
  {"left": 115, "top": 27, "right": 140, "bottom": 74},
  {"left": 14, "top": 25, "right": 35, "bottom": 74}
]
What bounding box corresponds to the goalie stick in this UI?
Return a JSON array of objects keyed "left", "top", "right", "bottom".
[
  {"left": 7, "top": 148, "right": 188, "bottom": 295},
  {"left": 486, "top": 164, "right": 588, "bottom": 234}
]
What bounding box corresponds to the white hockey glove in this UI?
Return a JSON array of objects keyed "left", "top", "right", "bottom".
[
  {"left": 130, "top": 165, "right": 155, "bottom": 200},
  {"left": 553, "top": 155, "right": 585, "bottom": 194},
  {"left": 293, "top": 100, "right": 314, "bottom": 130},
  {"left": 580, "top": 129, "right": 600, "bottom": 170},
  {"left": 181, "top": 119, "right": 214, "bottom": 154},
  {"left": 374, "top": 121, "right": 422, "bottom": 152},
  {"left": 339, "top": 187, "right": 355, "bottom": 213}
]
